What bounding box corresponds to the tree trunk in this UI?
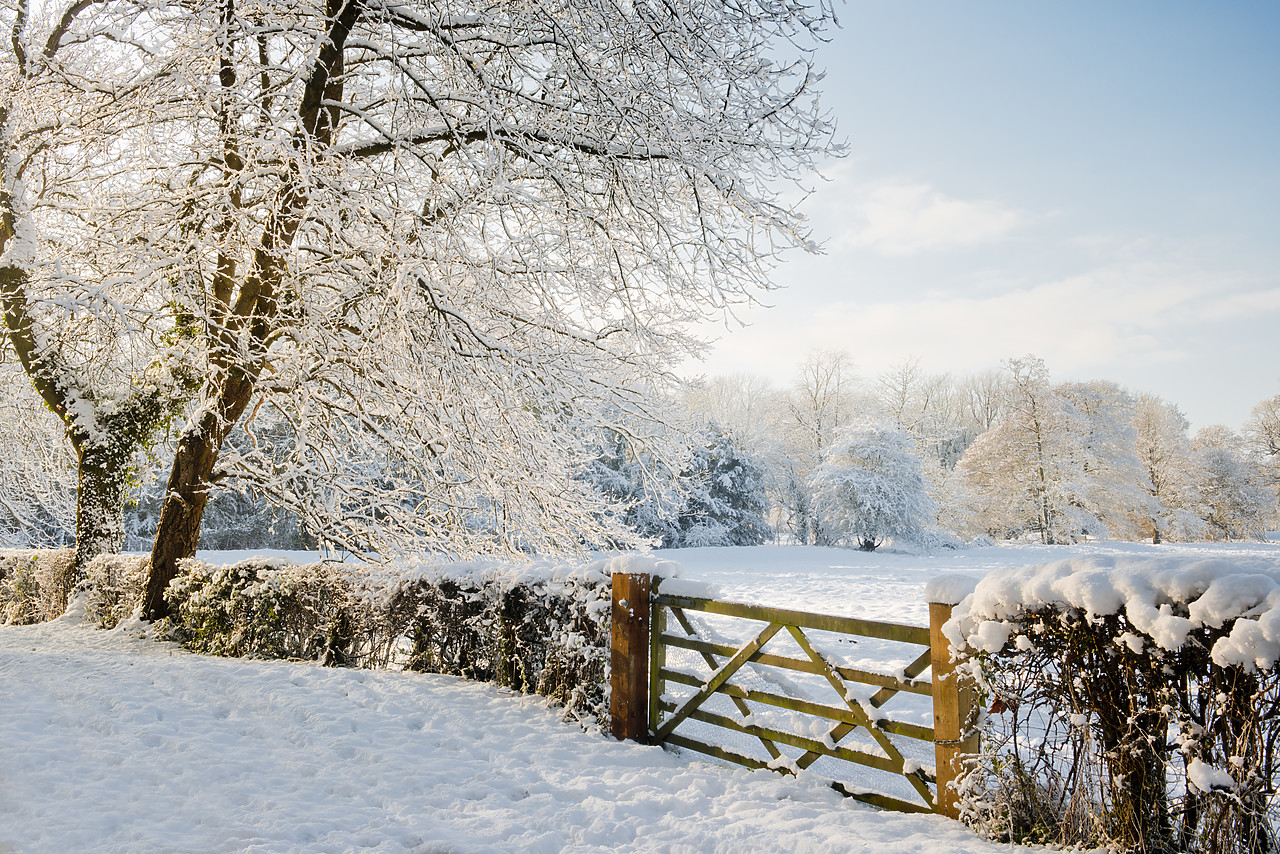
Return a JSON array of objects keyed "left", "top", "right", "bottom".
[
  {"left": 143, "top": 380, "right": 254, "bottom": 620},
  {"left": 142, "top": 0, "right": 360, "bottom": 621},
  {"left": 73, "top": 444, "right": 130, "bottom": 582}
]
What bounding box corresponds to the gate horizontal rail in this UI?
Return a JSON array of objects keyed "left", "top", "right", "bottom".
[
  {"left": 658, "top": 668, "right": 934, "bottom": 741},
  {"left": 654, "top": 593, "right": 931, "bottom": 645},
  {"left": 658, "top": 631, "right": 934, "bottom": 696}
]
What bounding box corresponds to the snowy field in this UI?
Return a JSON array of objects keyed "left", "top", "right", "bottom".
[
  {"left": 661, "top": 539, "right": 1280, "bottom": 624},
  {"left": 3, "top": 540, "right": 1278, "bottom": 853}
]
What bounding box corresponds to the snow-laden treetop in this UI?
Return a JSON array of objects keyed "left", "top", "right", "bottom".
[{"left": 944, "top": 554, "right": 1280, "bottom": 671}]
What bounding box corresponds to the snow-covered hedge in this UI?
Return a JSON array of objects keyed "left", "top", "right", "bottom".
[
  {"left": 377, "top": 557, "right": 625, "bottom": 725},
  {"left": 944, "top": 556, "right": 1280, "bottom": 853},
  {"left": 0, "top": 550, "right": 150, "bottom": 628},
  {"left": 161, "top": 554, "right": 672, "bottom": 728},
  {"left": 84, "top": 554, "right": 150, "bottom": 628},
  {"left": 0, "top": 549, "right": 74, "bottom": 624},
  {"left": 163, "top": 559, "right": 368, "bottom": 665}
]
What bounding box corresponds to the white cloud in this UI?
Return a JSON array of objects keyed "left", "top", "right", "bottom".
[
  {"left": 691, "top": 261, "right": 1280, "bottom": 385},
  {"left": 830, "top": 182, "right": 1026, "bottom": 255}
]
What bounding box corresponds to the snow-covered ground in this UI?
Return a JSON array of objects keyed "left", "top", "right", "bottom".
[{"left": 3, "top": 540, "right": 1278, "bottom": 852}]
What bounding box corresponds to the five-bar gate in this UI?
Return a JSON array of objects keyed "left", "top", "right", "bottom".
[{"left": 609, "top": 573, "right": 978, "bottom": 818}]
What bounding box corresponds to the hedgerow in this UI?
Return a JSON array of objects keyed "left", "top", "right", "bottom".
[
  {"left": 0, "top": 546, "right": 621, "bottom": 728},
  {"left": 159, "top": 556, "right": 619, "bottom": 728},
  {"left": 947, "top": 557, "right": 1280, "bottom": 854},
  {"left": 380, "top": 561, "right": 612, "bottom": 725},
  {"left": 161, "top": 559, "right": 368, "bottom": 665},
  {"left": 0, "top": 549, "right": 74, "bottom": 624}
]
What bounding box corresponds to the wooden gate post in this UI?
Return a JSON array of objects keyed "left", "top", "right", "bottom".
[
  {"left": 610, "top": 572, "right": 651, "bottom": 743},
  {"left": 929, "top": 599, "right": 979, "bottom": 819}
]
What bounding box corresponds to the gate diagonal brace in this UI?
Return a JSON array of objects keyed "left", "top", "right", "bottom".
[
  {"left": 655, "top": 620, "right": 783, "bottom": 741},
  {"left": 668, "top": 607, "right": 783, "bottom": 761},
  {"left": 869, "top": 648, "right": 933, "bottom": 709},
  {"left": 785, "top": 625, "right": 935, "bottom": 809}
]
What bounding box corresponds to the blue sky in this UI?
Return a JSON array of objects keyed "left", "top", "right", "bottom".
[{"left": 688, "top": 1, "right": 1279, "bottom": 430}]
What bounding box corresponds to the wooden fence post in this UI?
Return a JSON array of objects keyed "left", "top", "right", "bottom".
[
  {"left": 929, "top": 599, "right": 979, "bottom": 819},
  {"left": 610, "top": 572, "right": 651, "bottom": 743}
]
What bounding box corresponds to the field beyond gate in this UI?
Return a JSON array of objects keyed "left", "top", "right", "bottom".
[{"left": 609, "top": 572, "right": 977, "bottom": 817}]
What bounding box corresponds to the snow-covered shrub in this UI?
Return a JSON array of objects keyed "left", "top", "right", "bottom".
[
  {"left": 161, "top": 556, "right": 618, "bottom": 727},
  {"left": 666, "top": 425, "right": 773, "bottom": 548},
  {"left": 163, "top": 559, "right": 367, "bottom": 665},
  {"left": 381, "top": 559, "right": 613, "bottom": 726},
  {"left": 946, "top": 556, "right": 1280, "bottom": 853},
  {"left": 83, "top": 554, "right": 150, "bottom": 629},
  {"left": 581, "top": 424, "right": 773, "bottom": 549},
  {"left": 809, "top": 423, "right": 935, "bottom": 551},
  {"left": 0, "top": 549, "right": 75, "bottom": 624},
  {"left": 0, "top": 551, "right": 148, "bottom": 628}
]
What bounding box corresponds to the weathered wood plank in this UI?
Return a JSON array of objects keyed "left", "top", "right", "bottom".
[
  {"left": 830, "top": 783, "right": 936, "bottom": 815},
  {"left": 930, "top": 601, "right": 980, "bottom": 820},
  {"left": 654, "top": 593, "right": 929, "bottom": 645},
  {"left": 610, "top": 572, "right": 650, "bottom": 743},
  {"left": 660, "top": 633, "right": 933, "bottom": 696},
  {"left": 648, "top": 600, "right": 667, "bottom": 736},
  {"left": 660, "top": 668, "right": 935, "bottom": 743}
]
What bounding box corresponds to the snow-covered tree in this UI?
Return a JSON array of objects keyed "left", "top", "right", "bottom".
[
  {"left": 955, "top": 357, "right": 1082, "bottom": 543},
  {"left": 1054, "top": 380, "right": 1150, "bottom": 541},
  {"left": 809, "top": 422, "right": 934, "bottom": 551},
  {"left": 0, "top": 365, "right": 76, "bottom": 547},
  {"left": 954, "top": 357, "right": 1144, "bottom": 544},
  {"left": 1131, "top": 394, "right": 1206, "bottom": 543},
  {"left": 146, "top": 0, "right": 837, "bottom": 616},
  {"left": 582, "top": 423, "right": 771, "bottom": 549},
  {"left": 0, "top": 1, "right": 194, "bottom": 576},
  {"left": 666, "top": 425, "right": 772, "bottom": 548},
  {"left": 0, "top": 0, "right": 835, "bottom": 615},
  {"left": 1193, "top": 426, "right": 1272, "bottom": 541}
]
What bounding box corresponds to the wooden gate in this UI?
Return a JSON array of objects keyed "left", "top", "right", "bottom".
[{"left": 609, "top": 573, "right": 977, "bottom": 817}]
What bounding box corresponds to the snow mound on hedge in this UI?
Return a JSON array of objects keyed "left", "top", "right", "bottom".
[
  {"left": 944, "top": 554, "right": 1280, "bottom": 670},
  {"left": 353, "top": 552, "right": 696, "bottom": 606}
]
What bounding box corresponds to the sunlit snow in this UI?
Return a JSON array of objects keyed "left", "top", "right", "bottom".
[{"left": 3, "top": 540, "right": 1277, "bottom": 852}]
